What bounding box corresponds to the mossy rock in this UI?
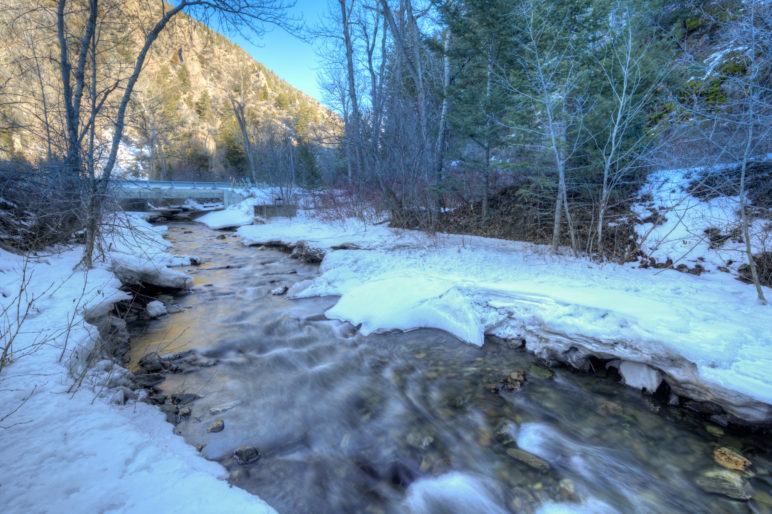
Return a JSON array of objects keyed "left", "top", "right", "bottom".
[{"left": 684, "top": 17, "right": 705, "bottom": 32}]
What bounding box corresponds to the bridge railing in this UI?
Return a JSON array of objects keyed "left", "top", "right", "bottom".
[{"left": 112, "top": 180, "right": 250, "bottom": 190}]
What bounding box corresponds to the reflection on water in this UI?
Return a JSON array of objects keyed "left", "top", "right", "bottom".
[{"left": 130, "top": 223, "right": 772, "bottom": 514}]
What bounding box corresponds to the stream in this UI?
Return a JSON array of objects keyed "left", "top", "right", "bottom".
[{"left": 128, "top": 222, "right": 772, "bottom": 513}]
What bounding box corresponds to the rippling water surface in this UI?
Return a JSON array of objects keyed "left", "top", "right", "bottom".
[{"left": 129, "top": 223, "right": 772, "bottom": 514}]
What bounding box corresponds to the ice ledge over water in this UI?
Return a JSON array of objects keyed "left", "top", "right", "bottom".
[{"left": 238, "top": 216, "right": 772, "bottom": 425}]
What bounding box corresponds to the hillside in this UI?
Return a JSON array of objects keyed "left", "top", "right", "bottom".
[{"left": 0, "top": 1, "right": 339, "bottom": 183}]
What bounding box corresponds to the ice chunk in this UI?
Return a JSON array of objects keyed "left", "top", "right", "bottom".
[{"left": 619, "top": 361, "right": 662, "bottom": 393}]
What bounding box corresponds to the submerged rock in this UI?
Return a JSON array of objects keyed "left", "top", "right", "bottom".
[
  {"left": 208, "top": 419, "right": 225, "bottom": 433},
  {"left": 233, "top": 446, "right": 262, "bottom": 465},
  {"left": 505, "top": 448, "right": 550, "bottom": 472},
  {"left": 713, "top": 447, "right": 751, "bottom": 472},
  {"left": 705, "top": 424, "right": 724, "bottom": 437},
  {"left": 495, "top": 370, "right": 526, "bottom": 393},
  {"left": 209, "top": 400, "right": 241, "bottom": 415},
  {"left": 138, "top": 352, "right": 163, "bottom": 373},
  {"left": 271, "top": 285, "right": 289, "bottom": 296},
  {"left": 171, "top": 393, "right": 201, "bottom": 405},
  {"left": 133, "top": 373, "right": 164, "bottom": 387},
  {"left": 695, "top": 469, "right": 753, "bottom": 500},
  {"left": 529, "top": 365, "right": 555, "bottom": 380}
]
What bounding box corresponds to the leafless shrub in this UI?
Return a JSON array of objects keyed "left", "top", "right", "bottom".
[{"left": 0, "top": 159, "right": 85, "bottom": 251}]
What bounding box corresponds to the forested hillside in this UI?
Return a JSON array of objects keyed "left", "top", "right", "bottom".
[
  {"left": 320, "top": 0, "right": 770, "bottom": 297},
  {"left": 0, "top": 0, "right": 339, "bottom": 184}
]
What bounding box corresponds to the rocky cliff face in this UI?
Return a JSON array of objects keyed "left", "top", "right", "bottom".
[{"left": 0, "top": 0, "right": 339, "bottom": 181}]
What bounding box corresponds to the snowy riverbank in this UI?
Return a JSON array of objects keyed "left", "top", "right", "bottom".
[
  {"left": 235, "top": 209, "right": 772, "bottom": 425},
  {"left": 0, "top": 214, "right": 274, "bottom": 513}
]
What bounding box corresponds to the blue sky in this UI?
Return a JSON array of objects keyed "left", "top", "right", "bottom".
[{"left": 227, "top": 0, "right": 330, "bottom": 105}]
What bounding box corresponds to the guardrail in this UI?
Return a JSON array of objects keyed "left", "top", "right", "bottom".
[{"left": 112, "top": 180, "right": 249, "bottom": 190}]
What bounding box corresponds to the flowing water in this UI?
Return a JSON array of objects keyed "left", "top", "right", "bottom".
[{"left": 129, "top": 223, "right": 772, "bottom": 514}]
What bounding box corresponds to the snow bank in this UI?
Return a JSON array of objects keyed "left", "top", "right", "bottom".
[
  {"left": 237, "top": 213, "right": 772, "bottom": 423},
  {"left": 0, "top": 218, "right": 274, "bottom": 513},
  {"left": 326, "top": 276, "right": 484, "bottom": 346},
  {"left": 238, "top": 209, "right": 403, "bottom": 249},
  {"left": 196, "top": 202, "right": 256, "bottom": 230}
]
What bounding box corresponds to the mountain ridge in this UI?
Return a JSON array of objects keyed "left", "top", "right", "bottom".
[{"left": 0, "top": 0, "right": 339, "bottom": 183}]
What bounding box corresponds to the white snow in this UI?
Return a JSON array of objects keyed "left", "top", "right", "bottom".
[
  {"left": 633, "top": 166, "right": 769, "bottom": 275},
  {"left": 0, "top": 214, "right": 275, "bottom": 513},
  {"left": 238, "top": 210, "right": 400, "bottom": 249},
  {"left": 196, "top": 202, "right": 256, "bottom": 230},
  {"left": 195, "top": 186, "right": 309, "bottom": 230},
  {"left": 233, "top": 204, "right": 772, "bottom": 422},
  {"left": 326, "top": 276, "right": 484, "bottom": 346},
  {"left": 146, "top": 300, "right": 167, "bottom": 318}
]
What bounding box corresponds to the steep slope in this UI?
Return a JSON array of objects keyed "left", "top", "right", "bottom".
[{"left": 0, "top": 0, "right": 339, "bottom": 182}]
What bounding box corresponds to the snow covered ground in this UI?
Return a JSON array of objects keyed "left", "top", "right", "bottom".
[
  {"left": 236, "top": 201, "right": 772, "bottom": 423},
  {"left": 2, "top": 164, "right": 769, "bottom": 512},
  {"left": 633, "top": 165, "right": 770, "bottom": 275},
  {"left": 0, "top": 214, "right": 274, "bottom": 513},
  {"left": 195, "top": 187, "right": 292, "bottom": 229}
]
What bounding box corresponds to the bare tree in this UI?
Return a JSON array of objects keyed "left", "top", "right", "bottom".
[
  {"left": 592, "top": 6, "right": 669, "bottom": 260},
  {"left": 676, "top": 1, "right": 771, "bottom": 303},
  {"left": 54, "top": 0, "right": 296, "bottom": 267},
  {"left": 504, "top": 0, "right": 585, "bottom": 254},
  {"left": 229, "top": 69, "right": 259, "bottom": 183},
  {"left": 724, "top": 1, "right": 770, "bottom": 304}
]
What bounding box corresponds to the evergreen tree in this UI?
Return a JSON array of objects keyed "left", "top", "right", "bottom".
[{"left": 441, "top": 0, "right": 515, "bottom": 220}]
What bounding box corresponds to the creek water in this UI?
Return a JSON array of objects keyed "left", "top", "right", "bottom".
[{"left": 129, "top": 222, "right": 772, "bottom": 514}]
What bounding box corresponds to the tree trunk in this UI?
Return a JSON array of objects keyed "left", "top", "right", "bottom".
[
  {"left": 231, "top": 97, "right": 257, "bottom": 182},
  {"left": 740, "top": 127, "right": 766, "bottom": 304},
  {"left": 434, "top": 29, "right": 451, "bottom": 183},
  {"left": 482, "top": 38, "right": 494, "bottom": 222},
  {"left": 551, "top": 164, "right": 564, "bottom": 252},
  {"left": 339, "top": 0, "right": 365, "bottom": 177}
]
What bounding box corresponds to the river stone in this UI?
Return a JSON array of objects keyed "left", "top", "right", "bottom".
[
  {"left": 290, "top": 241, "right": 325, "bottom": 263},
  {"left": 149, "top": 394, "right": 167, "bottom": 405},
  {"left": 713, "top": 447, "right": 751, "bottom": 472},
  {"left": 529, "top": 365, "right": 555, "bottom": 379},
  {"left": 234, "top": 446, "right": 262, "bottom": 465},
  {"left": 160, "top": 404, "right": 178, "bottom": 424},
  {"left": 171, "top": 393, "right": 201, "bottom": 405},
  {"left": 138, "top": 352, "right": 163, "bottom": 372},
  {"left": 506, "top": 448, "right": 550, "bottom": 472},
  {"left": 208, "top": 419, "right": 225, "bottom": 433},
  {"left": 755, "top": 490, "right": 772, "bottom": 507},
  {"left": 209, "top": 400, "right": 241, "bottom": 415},
  {"left": 495, "top": 423, "right": 517, "bottom": 447},
  {"left": 271, "top": 285, "right": 289, "bottom": 296},
  {"left": 134, "top": 373, "right": 165, "bottom": 387},
  {"left": 695, "top": 469, "right": 753, "bottom": 500},
  {"left": 559, "top": 478, "right": 578, "bottom": 502}
]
